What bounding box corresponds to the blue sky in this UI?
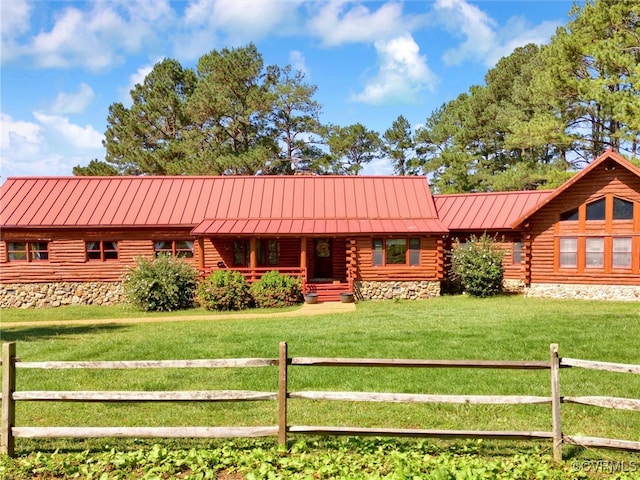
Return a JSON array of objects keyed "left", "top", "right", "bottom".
[{"left": 1, "top": 0, "right": 578, "bottom": 178}]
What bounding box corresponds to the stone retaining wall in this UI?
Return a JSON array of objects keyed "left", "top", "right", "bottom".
[
  {"left": 354, "top": 280, "right": 441, "bottom": 300},
  {"left": 0, "top": 282, "right": 126, "bottom": 309},
  {"left": 525, "top": 283, "right": 640, "bottom": 301}
]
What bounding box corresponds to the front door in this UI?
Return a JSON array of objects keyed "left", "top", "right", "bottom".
[{"left": 314, "top": 238, "right": 333, "bottom": 279}]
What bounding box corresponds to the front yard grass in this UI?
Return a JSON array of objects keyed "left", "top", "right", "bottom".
[
  {"left": 1, "top": 295, "right": 639, "bottom": 469},
  {"left": 0, "top": 303, "right": 301, "bottom": 323}
]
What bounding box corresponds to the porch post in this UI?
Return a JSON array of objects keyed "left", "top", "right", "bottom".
[
  {"left": 300, "top": 237, "right": 307, "bottom": 273},
  {"left": 197, "top": 238, "right": 205, "bottom": 270},
  {"left": 300, "top": 238, "right": 308, "bottom": 291},
  {"left": 523, "top": 223, "right": 532, "bottom": 286},
  {"left": 348, "top": 239, "right": 357, "bottom": 291},
  {"left": 249, "top": 238, "right": 257, "bottom": 282},
  {"left": 436, "top": 236, "right": 446, "bottom": 281}
]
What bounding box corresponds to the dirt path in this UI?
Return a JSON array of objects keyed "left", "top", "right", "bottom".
[{"left": 0, "top": 301, "right": 356, "bottom": 328}]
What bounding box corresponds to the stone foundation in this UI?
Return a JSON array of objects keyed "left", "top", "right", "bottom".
[
  {"left": 503, "top": 279, "right": 525, "bottom": 294},
  {"left": 354, "top": 280, "right": 441, "bottom": 300},
  {"left": 525, "top": 283, "right": 640, "bottom": 301},
  {"left": 0, "top": 282, "right": 126, "bottom": 309}
]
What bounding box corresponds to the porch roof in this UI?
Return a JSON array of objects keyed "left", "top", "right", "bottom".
[
  {"left": 191, "top": 217, "right": 447, "bottom": 236},
  {"left": 192, "top": 174, "right": 448, "bottom": 235}
]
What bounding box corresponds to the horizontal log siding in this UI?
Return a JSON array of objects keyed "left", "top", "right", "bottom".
[
  {"left": 205, "top": 239, "right": 228, "bottom": 269},
  {"left": 529, "top": 164, "right": 640, "bottom": 285},
  {"left": 499, "top": 235, "right": 524, "bottom": 281},
  {"left": 445, "top": 232, "right": 524, "bottom": 281},
  {"left": 278, "top": 238, "right": 303, "bottom": 268},
  {"left": 0, "top": 229, "right": 198, "bottom": 283},
  {"left": 354, "top": 236, "right": 439, "bottom": 281}
]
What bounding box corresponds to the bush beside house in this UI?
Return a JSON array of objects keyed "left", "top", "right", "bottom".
[
  {"left": 123, "top": 256, "right": 199, "bottom": 311},
  {"left": 450, "top": 234, "right": 505, "bottom": 298},
  {"left": 250, "top": 271, "right": 303, "bottom": 308}
]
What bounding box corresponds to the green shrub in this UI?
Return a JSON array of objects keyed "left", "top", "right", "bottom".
[
  {"left": 123, "top": 255, "right": 198, "bottom": 311},
  {"left": 450, "top": 233, "right": 505, "bottom": 297},
  {"left": 197, "top": 270, "right": 253, "bottom": 311},
  {"left": 250, "top": 270, "right": 303, "bottom": 308}
]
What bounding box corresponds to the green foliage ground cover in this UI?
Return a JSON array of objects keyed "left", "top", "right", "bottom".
[
  {"left": 3, "top": 438, "right": 630, "bottom": 480},
  {"left": 1, "top": 296, "right": 639, "bottom": 478}
]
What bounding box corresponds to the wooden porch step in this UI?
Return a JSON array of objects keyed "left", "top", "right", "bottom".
[{"left": 306, "top": 283, "right": 351, "bottom": 302}]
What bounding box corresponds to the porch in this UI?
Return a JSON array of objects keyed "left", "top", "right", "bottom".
[
  {"left": 198, "top": 266, "right": 352, "bottom": 303},
  {"left": 197, "top": 237, "right": 354, "bottom": 303}
]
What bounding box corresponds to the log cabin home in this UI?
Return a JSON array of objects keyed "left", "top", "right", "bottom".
[
  {"left": 0, "top": 175, "right": 448, "bottom": 306},
  {"left": 1, "top": 149, "right": 639, "bottom": 307}
]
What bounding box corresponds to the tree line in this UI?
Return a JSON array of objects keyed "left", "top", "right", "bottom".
[{"left": 75, "top": 0, "right": 639, "bottom": 193}]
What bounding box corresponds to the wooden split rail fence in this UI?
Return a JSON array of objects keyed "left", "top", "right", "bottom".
[{"left": 2, "top": 341, "right": 639, "bottom": 460}]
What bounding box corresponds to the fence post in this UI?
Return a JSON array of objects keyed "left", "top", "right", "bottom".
[
  {"left": 1, "top": 342, "right": 16, "bottom": 457},
  {"left": 278, "top": 342, "right": 288, "bottom": 447},
  {"left": 550, "top": 343, "right": 562, "bottom": 462}
]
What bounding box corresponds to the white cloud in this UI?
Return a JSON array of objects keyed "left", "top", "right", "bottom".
[
  {"left": 0, "top": 0, "right": 32, "bottom": 63},
  {"left": 435, "top": 0, "right": 496, "bottom": 66},
  {"left": 0, "top": 113, "right": 66, "bottom": 178},
  {"left": 289, "top": 51, "right": 309, "bottom": 77},
  {"left": 51, "top": 83, "right": 95, "bottom": 114},
  {"left": 1, "top": 0, "right": 31, "bottom": 39},
  {"left": 118, "top": 62, "right": 156, "bottom": 105},
  {"left": 0, "top": 113, "right": 43, "bottom": 166},
  {"left": 351, "top": 34, "right": 437, "bottom": 105},
  {"left": 362, "top": 155, "right": 393, "bottom": 175},
  {"left": 33, "top": 112, "right": 104, "bottom": 150},
  {"left": 490, "top": 16, "right": 559, "bottom": 65},
  {"left": 1, "top": 111, "right": 105, "bottom": 177},
  {"left": 182, "top": 0, "right": 301, "bottom": 48},
  {"left": 5, "top": 1, "right": 173, "bottom": 71},
  {"left": 308, "top": 0, "right": 414, "bottom": 46},
  {"left": 435, "top": 0, "right": 560, "bottom": 67}
]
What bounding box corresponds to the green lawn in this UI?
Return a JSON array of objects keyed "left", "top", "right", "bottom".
[{"left": 1, "top": 296, "right": 639, "bottom": 465}]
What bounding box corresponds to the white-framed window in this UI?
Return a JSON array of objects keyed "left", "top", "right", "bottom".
[
  {"left": 585, "top": 237, "right": 604, "bottom": 268},
  {"left": 612, "top": 237, "right": 632, "bottom": 269},
  {"left": 559, "top": 237, "right": 578, "bottom": 268}
]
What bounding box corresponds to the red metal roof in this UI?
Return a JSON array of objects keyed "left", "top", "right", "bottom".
[
  {"left": 0, "top": 175, "right": 448, "bottom": 235},
  {"left": 434, "top": 190, "right": 554, "bottom": 231}
]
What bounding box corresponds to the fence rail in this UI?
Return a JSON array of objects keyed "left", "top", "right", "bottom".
[{"left": 2, "top": 341, "right": 639, "bottom": 461}]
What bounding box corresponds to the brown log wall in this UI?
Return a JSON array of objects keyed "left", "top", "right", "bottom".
[
  {"left": 443, "top": 232, "right": 525, "bottom": 281},
  {"left": 0, "top": 229, "right": 199, "bottom": 283},
  {"left": 527, "top": 164, "right": 640, "bottom": 286},
  {"left": 2, "top": 232, "right": 442, "bottom": 285},
  {"left": 352, "top": 236, "right": 440, "bottom": 282}
]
